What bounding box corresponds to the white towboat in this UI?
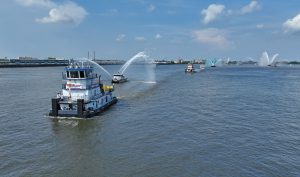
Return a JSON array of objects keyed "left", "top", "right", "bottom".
[
  {"left": 111, "top": 73, "right": 128, "bottom": 83},
  {"left": 185, "top": 63, "right": 196, "bottom": 73},
  {"left": 49, "top": 61, "right": 117, "bottom": 118}
]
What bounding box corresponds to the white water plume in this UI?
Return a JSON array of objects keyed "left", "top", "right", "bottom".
[
  {"left": 259, "top": 51, "right": 279, "bottom": 66},
  {"left": 113, "top": 52, "right": 156, "bottom": 99},
  {"left": 226, "top": 57, "right": 230, "bottom": 64},
  {"left": 144, "top": 57, "right": 156, "bottom": 82},
  {"left": 207, "top": 58, "right": 221, "bottom": 67}
]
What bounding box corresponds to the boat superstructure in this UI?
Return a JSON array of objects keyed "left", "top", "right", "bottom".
[
  {"left": 185, "top": 63, "right": 196, "bottom": 73},
  {"left": 112, "top": 73, "right": 128, "bottom": 83},
  {"left": 49, "top": 61, "right": 117, "bottom": 118}
]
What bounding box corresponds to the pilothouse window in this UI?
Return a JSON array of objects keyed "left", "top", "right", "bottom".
[
  {"left": 66, "top": 71, "right": 70, "bottom": 78},
  {"left": 70, "top": 71, "right": 79, "bottom": 78},
  {"left": 79, "top": 71, "right": 85, "bottom": 78}
]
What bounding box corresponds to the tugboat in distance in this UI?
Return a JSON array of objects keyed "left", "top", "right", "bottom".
[
  {"left": 49, "top": 61, "right": 117, "bottom": 118},
  {"left": 111, "top": 73, "right": 128, "bottom": 83},
  {"left": 185, "top": 63, "right": 196, "bottom": 73},
  {"left": 267, "top": 63, "right": 277, "bottom": 67},
  {"left": 200, "top": 64, "right": 205, "bottom": 71}
]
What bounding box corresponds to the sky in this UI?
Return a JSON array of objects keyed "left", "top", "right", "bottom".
[{"left": 1, "top": 0, "right": 300, "bottom": 60}]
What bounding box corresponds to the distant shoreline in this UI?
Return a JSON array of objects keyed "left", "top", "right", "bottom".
[
  {"left": 0, "top": 62, "right": 187, "bottom": 68},
  {"left": 0, "top": 63, "right": 68, "bottom": 68},
  {"left": 1, "top": 58, "right": 300, "bottom": 68}
]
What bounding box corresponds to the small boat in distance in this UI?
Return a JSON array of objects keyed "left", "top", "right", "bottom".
[
  {"left": 185, "top": 63, "right": 196, "bottom": 73},
  {"left": 267, "top": 63, "right": 277, "bottom": 67},
  {"left": 112, "top": 73, "right": 128, "bottom": 83},
  {"left": 49, "top": 61, "right": 117, "bottom": 118},
  {"left": 200, "top": 64, "right": 205, "bottom": 71}
]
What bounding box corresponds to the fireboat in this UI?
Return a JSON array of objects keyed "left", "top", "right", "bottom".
[
  {"left": 111, "top": 73, "right": 128, "bottom": 83},
  {"left": 49, "top": 61, "right": 118, "bottom": 118}
]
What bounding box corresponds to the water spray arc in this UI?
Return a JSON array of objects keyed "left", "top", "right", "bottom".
[
  {"left": 119, "top": 52, "right": 149, "bottom": 74},
  {"left": 206, "top": 58, "right": 220, "bottom": 67},
  {"left": 75, "top": 58, "right": 112, "bottom": 79},
  {"left": 259, "top": 51, "right": 279, "bottom": 67}
]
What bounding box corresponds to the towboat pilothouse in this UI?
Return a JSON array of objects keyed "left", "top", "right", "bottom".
[
  {"left": 49, "top": 61, "right": 117, "bottom": 118},
  {"left": 111, "top": 73, "right": 128, "bottom": 83}
]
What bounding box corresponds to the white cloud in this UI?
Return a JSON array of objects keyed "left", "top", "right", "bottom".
[
  {"left": 116, "top": 34, "right": 126, "bottom": 41},
  {"left": 36, "top": 2, "right": 88, "bottom": 25},
  {"left": 283, "top": 13, "right": 300, "bottom": 33},
  {"left": 256, "top": 24, "right": 264, "bottom": 29},
  {"left": 201, "top": 4, "right": 225, "bottom": 24},
  {"left": 227, "top": 10, "right": 233, "bottom": 16},
  {"left": 16, "top": 0, "right": 87, "bottom": 25},
  {"left": 155, "top": 33, "right": 162, "bottom": 39},
  {"left": 135, "top": 36, "right": 146, "bottom": 41},
  {"left": 148, "top": 4, "right": 156, "bottom": 12},
  {"left": 193, "top": 28, "right": 232, "bottom": 49},
  {"left": 241, "top": 1, "right": 260, "bottom": 14},
  {"left": 15, "top": 0, "right": 55, "bottom": 7}
]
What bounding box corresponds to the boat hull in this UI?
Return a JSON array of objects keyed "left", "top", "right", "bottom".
[
  {"left": 49, "top": 97, "right": 118, "bottom": 118},
  {"left": 185, "top": 69, "right": 196, "bottom": 73},
  {"left": 111, "top": 79, "right": 128, "bottom": 83}
]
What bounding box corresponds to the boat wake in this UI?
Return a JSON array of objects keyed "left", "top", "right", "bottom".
[
  {"left": 116, "top": 95, "right": 126, "bottom": 99},
  {"left": 134, "top": 81, "right": 157, "bottom": 84},
  {"left": 57, "top": 120, "right": 79, "bottom": 127},
  {"left": 194, "top": 68, "right": 205, "bottom": 72},
  {"left": 47, "top": 114, "right": 99, "bottom": 121},
  {"left": 113, "top": 79, "right": 157, "bottom": 100}
]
